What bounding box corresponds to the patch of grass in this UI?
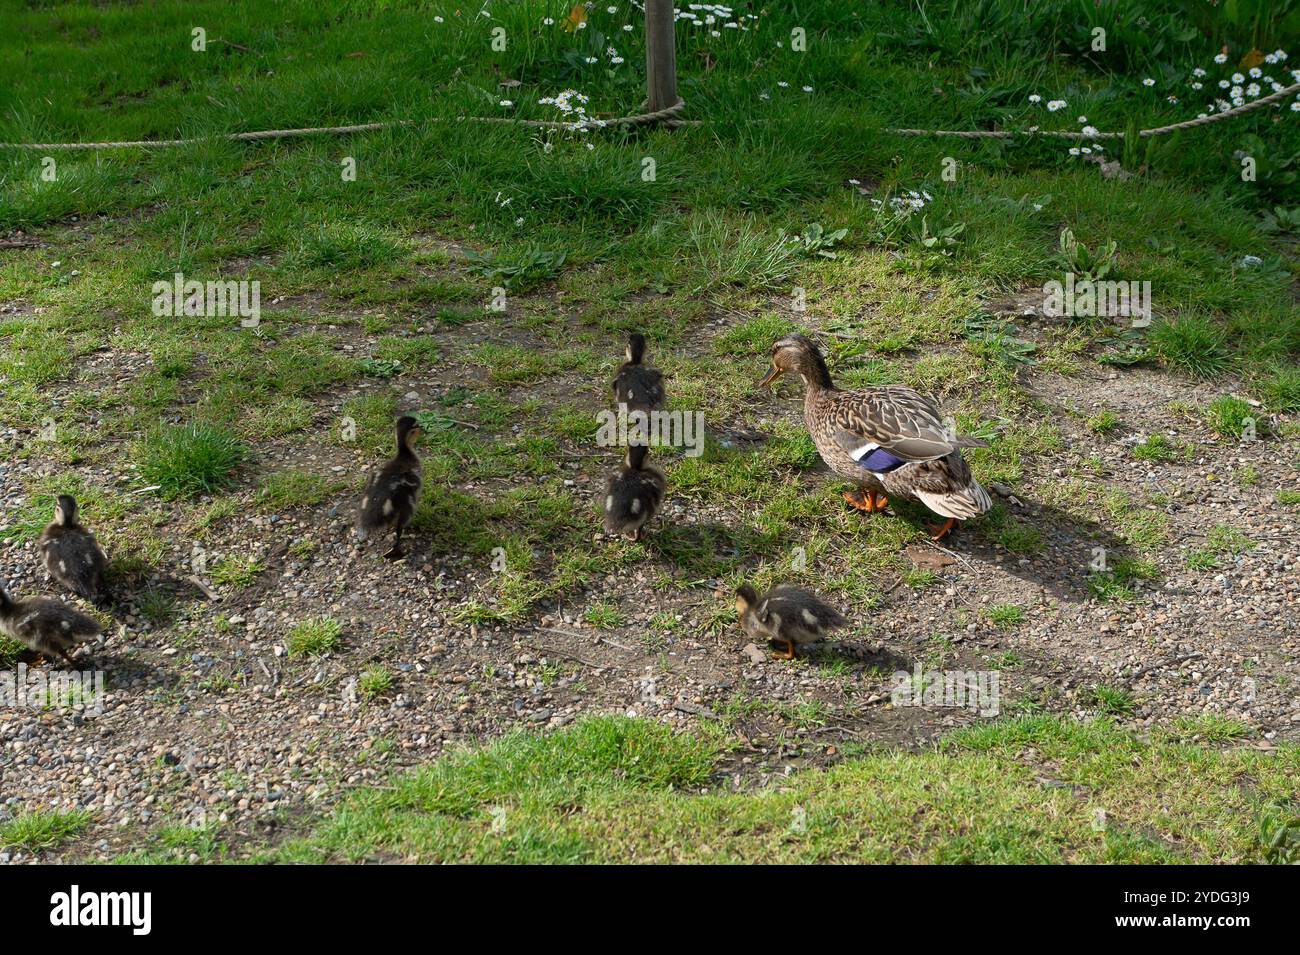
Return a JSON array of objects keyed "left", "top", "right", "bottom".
[
  {"left": 987, "top": 604, "right": 1024, "bottom": 629},
  {"left": 903, "top": 569, "right": 939, "bottom": 589},
  {"left": 359, "top": 665, "right": 395, "bottom": 701},
  {"left": 1168, "top": 713, "right": 1253, "bottom": 743},
  {"left": 1086, "top": 410, "right": 1121, "bottom": 436},
  {"left": 287, "top": 223, "right": 405, "bottom": 272},
  {"left": 136, "top": 589, "right": 177, "bottom": 627},
  {"left": 1088, "top": 556, "right": 1159, "bottom": 602},
  {"left": 583, "top": 601, "right": 624, "bottom": 629},
  {"left": 714, "top": 314, "right": 799, "bottom": 357},
  {"left": 1259, "top": 813, "right": 1300, "bottom": 865},
  {"left": 374, "top": 334, "right": 441, "bottom": 371},
  {"left": 1149, "top": 315, "right": 1232, "bottom": 379},
  {"left": 113, "top": 823, "right": 226, "bottom": 864},
  {"left": 1206, "top": 524, "right": 1254, "bottom": 557},
  {"left": 683, "top": 210, "right": 800, "bottom": 291},
  {"left": 268, "top": 714, "right": 1300, "bottom": 864},
  {"left": 471, "top": 344, "right": 574, "bottom": 386},
  {"left": 979, "top": 505, "right": 1045, "bottom": 554},
  {"left": 0, "top": 635, "right": 26, "bottom": 666},
  {"left": 1257, "top": 363, "right": 1300, "bottom": 413},
  {"left": 1205, "top": 396, "right": 1261, "bottom": 439},
  {"left": 0, "top": 809, "right": 92, "bottom": 852},
  {"left": 136, "top": 422, "right": 247, "bottom": 499},
  {"left": 1082, "top": 685, "right": 1137, "bottom": 717},
  {"left": 465, "top": 242, "right": 566, "bottom": 289},
  {"left": 1278, "top": 490, "right": 1300, "bottom": 506},
  {"left": 210, "top": 554, "right": 264, "bottom": 589},
  {"left": 339, "top": 393, "right": 400, "bottom": 455},
  {"left": 256, "top": 471, "right": 343, "bottom": 510},
  {"left": 988, "top": 651, "right": 1024, "bottom": 670},
  {"left": 287, "top": 617, "right": 343, "bottom": 658},
  {"left": 1132, "top": 434, "right": 1177, "bottom": 462}
]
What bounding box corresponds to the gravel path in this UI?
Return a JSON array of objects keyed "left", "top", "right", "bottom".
[{"left": 1, "top": 336, "right": 1296, "bottom": 863}]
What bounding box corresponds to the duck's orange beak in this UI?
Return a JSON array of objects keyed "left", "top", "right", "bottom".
[{"left": 758, "top": 366, "right": 782, "bottom": 389}]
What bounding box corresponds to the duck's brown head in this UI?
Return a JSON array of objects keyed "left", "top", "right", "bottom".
[
  {"left": 54, "top": 494, "right": 80, "bottom": 527},
  {"left": 395, "top": 415, "right": 423, "bottom": 454},
  {"left": 734, "top": 583, "right": 759, "bottom": 621},
  {"left": 758, "top": 334, "right": 833, "bottom": 390},
  {"left": 625, "top": 332, "right": 647, "bottom": 365}
]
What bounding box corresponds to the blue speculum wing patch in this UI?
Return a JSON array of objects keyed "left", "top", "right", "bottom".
[{"left": 856, "top": 446, "right": 908, "bottom": 473}]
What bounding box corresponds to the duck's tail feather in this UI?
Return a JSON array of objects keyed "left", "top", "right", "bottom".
[{"left": 914, "top": 480, "right": 992, "bottom": 520}]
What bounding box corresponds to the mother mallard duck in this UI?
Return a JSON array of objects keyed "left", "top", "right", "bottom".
[{"left": 759, "top": 333, "right": 991, "bottom": 539}]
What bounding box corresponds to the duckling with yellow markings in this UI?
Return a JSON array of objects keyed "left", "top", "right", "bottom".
[{"left": 356, "top": 415, "right": 423, "bottom": 560}]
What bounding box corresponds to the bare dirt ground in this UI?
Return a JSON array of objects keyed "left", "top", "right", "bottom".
[{"left": 1, "top": 289, "right": 1296, "bottom": 862}]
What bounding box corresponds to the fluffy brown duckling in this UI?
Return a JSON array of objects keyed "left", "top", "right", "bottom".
[
  {"left": 612, "top": 333, "right": 665, "bottom": 415},
  {"left": 735, "top": 583, "right": 848, "bottom": 660},
  {"left": 602, "top": 444, "right": 666, "bottom": 541},
  {"left": 356, "top": 415, "right": 423, "bottom": 560},
  {"left": 0, "top": 586, "right": 102, "bottom": 666},
  {"left": 38, "top": 495, "right": 110, "bottom": 607}
]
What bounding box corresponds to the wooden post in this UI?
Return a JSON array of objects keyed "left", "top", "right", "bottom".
[{"left": 644, "top": 0, "right": 678, "bottom": 114}]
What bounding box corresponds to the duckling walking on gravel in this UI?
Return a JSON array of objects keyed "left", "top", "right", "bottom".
[
  {"left": 612, "top": 333, "right": 665, "bottom": 415},
  {"left": 602, "top": 444, "right": 665, "bottom": 541},
  {"left": 38, "top": 495, "right": 110, "bottom": 607},
  {"left": 0, "top": 586, "right": 102, "bottom": 666},
  {"left": 759, "top": 333, "right": 991, "bottom": 539},
  {"left": 735, "top": 583, "right": 848, "bottom": 660},
  {"left": 356, "top": 415, "right": 423, "bottom": 560}
]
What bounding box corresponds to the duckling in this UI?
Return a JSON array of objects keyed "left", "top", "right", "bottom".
[
  {"left": 759, "top": 333, "right": 991, "bottom": 539},
  {"left": 38, "top": 495, "right": 110, "bottom": 606},
  {"left": 602, "top": 443, "right": 665, "bottom": 541},
  {"left": 612, "top": 333, "right": 665, "bottom": 415},
  {"left": 356, "top": 415, "right": 423, "bottom": 560},
  {"left": 735, "top": 583, "right": 847, "bottom": 660},
  {"left": 0, "top": 586, "right": 101, "bottom": 666}
]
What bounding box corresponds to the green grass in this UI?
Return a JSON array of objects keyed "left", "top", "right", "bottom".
[
  {"left": 1149, "top": 316, "right": 1232, "bottom": 379},
  {"left": 264, "top": 714, "right": 1300, "bottom": 864},
  {"left": 1205, "top": 395, "right": 1261, "bottom": 439},
  {"left": 1206, "top": 524, "right": 1255, "bottom": 557},
  {"left": 1086, "top": 410, "right": 1121, "bottom": 436},
  {"left": 1088, "top": 556, "right": 1160, "bottom": 601},
  {"left": 210, "top": 554, "right": 264, "bottom": 589},
  {"left": 113, "top": 823, "right": 227, "bottom": 864},
  {"left": 0, "top": 635, "right": 27, "bottom": 666},
  {"left": 1082, "top": 685, "right": 1138, "bottom": 717},
  {"left": 1168, "top": 713, "right": 1253, "bottom": 743},
  {"left": 256, "top": 471, "right": 345, "bottom": 510},
  {"left": 987, "top": 604, "right": 1025, "bottom": 629},
  {"left": 1132, "top": 434, "right": 1178, "bottom": 463},
  {"left": 136, "top": 422, "right": 247, "bottom": 499},
  {"left": 287, "top": 617, "right": 343, "bottom": 658},
  {"left": 358, "top": 665, "right": 394, "bottom": 701},
  {"left": 0, "top": 809, "right": 92, "bottom": 852}
]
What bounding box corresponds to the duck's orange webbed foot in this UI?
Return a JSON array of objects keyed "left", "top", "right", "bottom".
[
  {"left": 844, "top": 490, "right": 889, "bottom": 513},
  {"left": 930, "top": 517, "right": 958, "bottom": 541},
  {"left": 773, "top": 639, "right": 797, "bottom": 660}
]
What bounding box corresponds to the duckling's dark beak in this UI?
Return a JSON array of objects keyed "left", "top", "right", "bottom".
[{"left": 758, "top": 366, "right": 782, "bottom": 389}]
